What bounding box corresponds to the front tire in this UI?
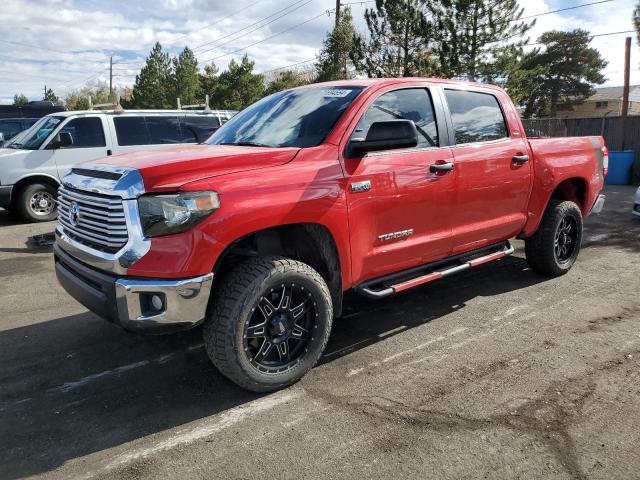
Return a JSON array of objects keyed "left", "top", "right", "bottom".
[
  {"left": 525, "top": 200, "right": 583, "bottom": 276},
  {"left": 16, "top": 183, "right": 58, "bottom": 222},
  {"left": 203, "top": 256, "right": 333, "bottom": 392}
]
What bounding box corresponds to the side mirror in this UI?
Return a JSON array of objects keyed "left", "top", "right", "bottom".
[
  {"left": 48, "top": 131, "right": 73, "bottom": 149},
  {"left": 349, "top": 120, "right": 418, "bottom": 156}
]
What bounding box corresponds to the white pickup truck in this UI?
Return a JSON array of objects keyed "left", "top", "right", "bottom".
[{"left": 0, "top": 109, "right": 236, "bottom": 222}]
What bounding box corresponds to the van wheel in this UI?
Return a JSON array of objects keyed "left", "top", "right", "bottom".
[
  {"left": 16, "top": 183, "right": 58, "bottom": 222},
  {"left": 203, "top": 256, "right": 333, "bottom": 392},
  {"left": 525, "top": 200, "right": 583, "bottom": 276}
]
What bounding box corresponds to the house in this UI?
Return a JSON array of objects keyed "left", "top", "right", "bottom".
[{"left": 556, "top": 85, "right": 640, "bottom": 118}]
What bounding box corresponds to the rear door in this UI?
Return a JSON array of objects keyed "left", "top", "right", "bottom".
[
  {"left": 443, "top": 88, "right": 532, "bottom": 254},
  {"left": 343, "top": 85, "right": 457, "bottom": 283}
]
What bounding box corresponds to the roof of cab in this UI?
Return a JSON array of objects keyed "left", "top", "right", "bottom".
[
  {"left": 294, "top": 77, "right": 504, "bottom": 92},
  {"left": 43, "top": 109, "right": 237, "bottom": 117}
]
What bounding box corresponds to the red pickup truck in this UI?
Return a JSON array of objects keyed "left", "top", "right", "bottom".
[{"left": 54, "top": 78, "right": 607, "bottom": 392}]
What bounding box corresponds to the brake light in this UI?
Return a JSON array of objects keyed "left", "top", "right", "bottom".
[{"left": 602, "top": 145, "right": 609, "bottom": 177}]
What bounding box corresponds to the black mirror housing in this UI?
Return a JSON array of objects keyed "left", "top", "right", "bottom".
[
  {"left": 48, "top": 131, "right": 73, "bottom": 149},
  {"left": 349, "top": 120, "right": 418, "bottom": 156}
]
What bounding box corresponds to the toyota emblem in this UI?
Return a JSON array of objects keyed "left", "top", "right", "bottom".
[{"left": 68, "top": 201, "right": 80, "bottom": 226}]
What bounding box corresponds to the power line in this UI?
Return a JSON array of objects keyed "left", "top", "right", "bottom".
[
  {"left": 112, "top": 0, "right": 312, "bottom": 71},
  {"left": 193, "top": 0, "right": 314, "bottom": 57},
  {"left": 201, "top": 9, "right": 333, "bottom": 64},
  {"left": 262, "top": 57, "right": 317, "bottom": 74},
  {"left": 520, "top": 0, "right": 615, "bottom": 20},
  {"left": 191, "top": 0, "right": 310, "bottom": 53},
  {"left": 173, "top": 0, "right": 268, "bottom": 42},
  {"left": 524, "top": 29, "right": 635, "bottom": 47},
  {"left": 0, "top": 39, "right": 107, "bottom": 63}
]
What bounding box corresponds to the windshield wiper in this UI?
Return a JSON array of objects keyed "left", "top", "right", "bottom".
[{"left": 219, "top": 141, "right": 272, "bottom": 148}]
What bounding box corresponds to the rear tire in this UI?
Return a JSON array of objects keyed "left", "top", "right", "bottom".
[
  {"left": 525, "top": 199, "right": 583, "bottom": 276},
  {"left": 203, "top": 256, "right": 333, "bottom": 392},
  {"left": 16, "top": 183, "right": 58, "bottom": 222}
]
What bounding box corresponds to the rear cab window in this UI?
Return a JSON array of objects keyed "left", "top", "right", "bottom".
[
  {"left": 444, "top": 89, "right": 508, "bottom": 144},
  {"left": 114, "top": 115, "right": 221, "bottom": 146}
]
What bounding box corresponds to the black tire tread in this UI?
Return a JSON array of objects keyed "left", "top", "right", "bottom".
[
  {"left": 525, "top": 199, "right": 583, "bottom": 276},
  {"left": 203, "top": 256, "right": 332, "bottom": 392}
]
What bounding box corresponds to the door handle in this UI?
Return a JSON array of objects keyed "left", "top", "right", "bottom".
[
  {"left": 107, "top": 149, "right": 113, "bottom": 156},
  {"left": 429, "top": 162, "right": 454, "bottom": 173},
  {"left": 512, "top": 154, "right": 529, "bottom": 163}
]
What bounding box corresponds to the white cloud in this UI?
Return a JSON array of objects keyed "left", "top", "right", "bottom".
[{"left": 0, "top": 0, "right": 637, "bottom": 104}]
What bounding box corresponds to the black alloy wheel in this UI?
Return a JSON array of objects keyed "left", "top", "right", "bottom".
[
  {"left": 554, "top": 216, "right": 578, "bottom": 263},
  {"left": 244, "top": 283, "right": 317, "bottom": 373}
]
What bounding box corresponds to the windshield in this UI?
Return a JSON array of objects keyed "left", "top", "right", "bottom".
[
  {"left": 8, "top": 116, "right": 64, "bottom": 150},
  {"left": 207, "top": 86, "right": 364, "bottom": 148}
]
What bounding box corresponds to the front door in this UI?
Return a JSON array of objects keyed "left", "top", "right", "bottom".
[
  {"left": 343, "top": 86, "right": 457, "bottom": 284},
  {"left": 443, "top": 88, "right": 532, "bottom": 255},
  {"left": 44, "top": 115, "right": 111, "bottom": 179}
]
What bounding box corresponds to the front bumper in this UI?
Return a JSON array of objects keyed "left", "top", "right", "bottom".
[
  {"left": 0, "top": 185, "right": 13, "bottom": 207},
  {"left": 54, "top": 243, "right": 213, "bottom": 334}
]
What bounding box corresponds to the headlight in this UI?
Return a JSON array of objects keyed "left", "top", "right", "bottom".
[{"left": 138, "top": 191, "right": 220, "bottom": 237}]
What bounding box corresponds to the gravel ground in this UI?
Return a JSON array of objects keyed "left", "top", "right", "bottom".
[{"left": 1, "top": 185, "right": 639, "bottom": 480}]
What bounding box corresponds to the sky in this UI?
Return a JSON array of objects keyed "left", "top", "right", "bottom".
[{"left": 0, "top": 0, "right": 638, "bottom": 104}]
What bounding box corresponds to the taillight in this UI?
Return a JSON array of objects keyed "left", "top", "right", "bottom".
[{"left": 602, "top": 145, "right": 609, "bottom": 177}]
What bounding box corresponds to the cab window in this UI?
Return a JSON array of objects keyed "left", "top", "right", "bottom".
[
  {"left": 57, "top": 117, "right": 106, "bottom": 148},
  {"left": 444, "top": 89, "right": 508, "bottom": 144},
  {"left": 352, "top": 88, "right": 439, "bottom": 148}
]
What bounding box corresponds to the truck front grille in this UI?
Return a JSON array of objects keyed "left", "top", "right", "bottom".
[{"left": 57, "top": 185, "right": 129, "bottom": 253}]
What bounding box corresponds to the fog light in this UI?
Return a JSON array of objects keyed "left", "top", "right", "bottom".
[{"left": 151, "top": 294, "right": 164, "bottom": 311}]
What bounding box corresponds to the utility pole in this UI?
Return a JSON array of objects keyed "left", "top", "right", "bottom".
[
  {"left": 621, "top": 36, "right": 631, "bottom": 150},
  {"left": 335, "top": 0, "right": 341, "bottom": 26},
  {"left": 109, "top": 56, "right": 113, "bottom": 102}
]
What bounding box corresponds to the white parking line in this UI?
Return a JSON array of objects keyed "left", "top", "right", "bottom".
[{"left": 105, "top": 389, "right": 304, "bottom": 470}]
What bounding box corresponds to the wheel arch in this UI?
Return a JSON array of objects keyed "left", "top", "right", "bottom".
[
  {"left": 520, "top": 175, "right": 589, "bottom": 238},
  {"left": 11, "top": 174, "right": 60, "bottom": 206},
  {"left": 212, "top": 223, "right": 344, "bottom": 318}
]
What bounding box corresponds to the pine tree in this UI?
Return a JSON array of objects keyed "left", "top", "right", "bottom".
[
  {"left": 265, "top": 70, "right": 311, "bottom": 95},
  {"left": 130, "top": 42, "right": 172, "bottom": 108},
  {"left": 173, "top": 46, "right": 201, "bottom": 106},
  {"left": 213, "top": 55, "right": 265, "bottom": 110},
  {"left": 13, "top": 93, "right": 28, "bottom": 105},
  {"left": 199, "top": 62, "right": 219, "bottom": 100},
  {"left": 506, "top": 30, "right": 607, "bottom": 118},
  {"left": 43, "top": 88, "right": 61, "bottom": 105},
  {"left": 351, "top": 0, "right": 436, "bottom": 78},
  {"left": 428, "top": 0, "right": 534, "bottom": 81},
  {"left": 316, "top": 7, "right": 357, "bottom": 81}
]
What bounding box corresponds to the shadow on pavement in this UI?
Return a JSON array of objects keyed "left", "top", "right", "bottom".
[{"left": 0, "top": 255, "right": 547, "bottom": 479}]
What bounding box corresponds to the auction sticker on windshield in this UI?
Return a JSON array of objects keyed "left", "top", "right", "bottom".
[{"left": 323, "top": 89, "right": 352, "bottom": 98}]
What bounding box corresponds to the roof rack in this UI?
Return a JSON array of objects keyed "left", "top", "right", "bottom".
[{"left": 177, "top": 95, "right": 211, "bottom": 112}]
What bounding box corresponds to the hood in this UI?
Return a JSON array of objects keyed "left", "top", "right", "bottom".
[{"left": 90, "top": 144, "right": 300, "bottom": 191}]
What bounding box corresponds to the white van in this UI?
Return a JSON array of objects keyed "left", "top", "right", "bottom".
[{"left": 0, "top": 109, "right": 236, "bottom": 222}]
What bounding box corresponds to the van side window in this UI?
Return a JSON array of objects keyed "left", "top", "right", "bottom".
[
  {"left": 179, "top": 116, "right": 221, "bottom": 143},
  {"left": 353, "top": 88, "right": 439, "bottom": 148},
  {"left": 444, "top": 89, "right": 508, "bottom": 144},
  {"left": 113, "top": 117, "right": 151, "bottom": 146},
  {"left": 146, "top": 116, "right": 183, "bottom": 144},
  {"left": 59, "top": 117, "right": 106, "bottom": 148}
]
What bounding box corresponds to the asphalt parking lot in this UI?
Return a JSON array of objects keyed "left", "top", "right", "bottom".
[{"left": 1, "top": 185, "right": 639, "bottom": 480}]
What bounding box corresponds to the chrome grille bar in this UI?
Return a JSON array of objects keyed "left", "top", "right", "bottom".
[{"left": 57, "top": 185, "right": 129, "bottom": 253}]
